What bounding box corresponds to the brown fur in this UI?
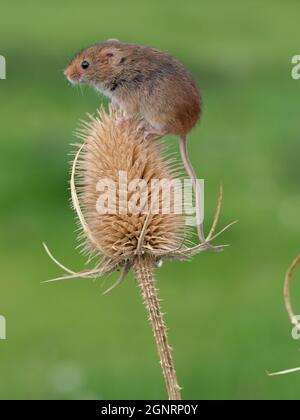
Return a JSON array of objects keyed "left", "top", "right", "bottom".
[{"left": 64, "top": 40, "right": 201, "bottom": 137}]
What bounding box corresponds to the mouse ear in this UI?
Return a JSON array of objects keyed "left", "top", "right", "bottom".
[
  {"left": 105, "top": 50, "right": 116, "bottom": 63},
  {"left": 104, "top": 47, "right": 124, "bottom": 65}
]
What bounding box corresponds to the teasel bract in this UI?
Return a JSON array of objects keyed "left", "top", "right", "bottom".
[{"left": 44, "top": 105, "right": 234, "bottom": 400}]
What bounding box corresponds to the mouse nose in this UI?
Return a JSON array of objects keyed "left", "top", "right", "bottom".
[{"left": 64, "top": 68, "right": 81, "bottom": 85}]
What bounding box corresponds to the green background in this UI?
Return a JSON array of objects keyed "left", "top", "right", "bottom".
[{"left": 0, "top": 0, "right": 300, "bottom": 400}]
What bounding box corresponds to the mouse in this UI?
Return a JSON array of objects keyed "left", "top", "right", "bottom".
[{"left": 64, "top": 39, "right": 209, "bottom": 245}]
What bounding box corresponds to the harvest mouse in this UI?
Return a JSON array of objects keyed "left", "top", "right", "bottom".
[{"left": 64, "top": 39, "right": 210, "bottom": 245}]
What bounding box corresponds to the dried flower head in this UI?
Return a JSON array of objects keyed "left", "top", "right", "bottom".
[
  {"left": 44, "top": 105, "right": 234, "bottom": 288},
  {"left": 76, "top": 106, "right": 187, "bottom": 261},
  {"left": 44, "top": 105, "right": 235, "bottom": 400}
]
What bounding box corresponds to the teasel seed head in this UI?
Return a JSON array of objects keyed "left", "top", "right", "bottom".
[
  {"left": 74, "top": 106, "right": 186, "bottom": 267},
  {"left": 44, "top": 105, "right": 235, "bottom": 400}
]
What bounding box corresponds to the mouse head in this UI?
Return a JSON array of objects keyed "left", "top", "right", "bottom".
[{"left": 64, "top": 40, "right": 128, "bottom": 88}]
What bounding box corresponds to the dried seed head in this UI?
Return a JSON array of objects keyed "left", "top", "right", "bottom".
[
  {"left": 74, "top": 106, "right": 187, "bottom": 264},
  {"left": 44, "top": 104, "right": 233, "bottom": 400},
  {"left": 44, "top": 105, "right": 233, "bottom": 287}
]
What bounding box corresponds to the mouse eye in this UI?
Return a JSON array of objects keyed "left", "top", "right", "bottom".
[{"left": 81, "top": 60, "right": 90, "bottom": 70}]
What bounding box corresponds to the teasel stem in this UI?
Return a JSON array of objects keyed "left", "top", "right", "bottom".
[
  {"left": 268, "top": 255, "right": 300, "bottom": 377},
  {"left": 134, "top": 256, "right": 181, "bottom": 400}
]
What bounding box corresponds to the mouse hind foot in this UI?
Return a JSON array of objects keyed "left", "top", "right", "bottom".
[{"left": 136, "top": 118, "right": 168, "bottom": 140}]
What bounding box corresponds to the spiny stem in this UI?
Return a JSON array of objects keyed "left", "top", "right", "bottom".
[
  {"left": 268, "top": 255, "right": 300, "bottom": 377},
  {"left": 134, "top": 256, "right": 181, "bottom": 400}
]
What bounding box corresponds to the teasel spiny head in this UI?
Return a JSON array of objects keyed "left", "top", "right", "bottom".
[
  {"left": 44, "top": 105, "right": 234, "bottom": 291},
  {"left": 43, "top": 105, "right": 235, "bottom": 400}
]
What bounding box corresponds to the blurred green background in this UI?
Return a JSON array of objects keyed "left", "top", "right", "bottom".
[{"left": 0, "top": 0, "right": 300, "bottom": 400}]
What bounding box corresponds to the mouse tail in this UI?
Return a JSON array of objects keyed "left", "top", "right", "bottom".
[{"left": 179, "top": 136, "right": 205, "bottom": 243}]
